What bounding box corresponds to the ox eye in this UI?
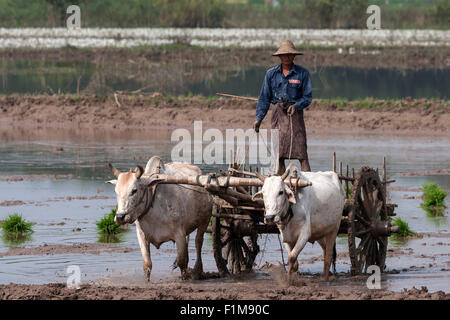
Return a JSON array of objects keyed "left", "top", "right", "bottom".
[
  {"left": 279, "top": 191, "right": 284, "bottom": 196},
  {"left": 131, "top": 189, "right": 137, "bottom": 196}
]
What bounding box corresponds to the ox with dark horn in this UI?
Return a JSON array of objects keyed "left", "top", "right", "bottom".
[
  {"left": 108, "top": 163, "right": 121, "bottom": 178},
  {"left": 134, "top": 165, "right": 144, "bottom": 179}
]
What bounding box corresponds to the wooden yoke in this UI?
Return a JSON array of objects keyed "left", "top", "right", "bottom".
[{"left": 141, "top": 173, "right": 312, "bottom": 189}]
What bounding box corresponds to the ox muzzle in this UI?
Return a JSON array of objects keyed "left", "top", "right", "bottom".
[
  {"left": 115, "top": 213, "right": 131, "bottom": 224},
  {"left": 264, "top": 214, "right": 280, "bottom": 224}
]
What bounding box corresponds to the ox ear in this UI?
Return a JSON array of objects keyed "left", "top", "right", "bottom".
[
  {"left": 105, "top": 179, "right": 118, "bottom": 185},
  {"left": 284, "top": 185, "right": 296, "bottom": 204},
  {"left": 252, "top": 191, "right": 263, "bottom": 201},
  {"left": 142, "top": 178, "right": 164, "bottom": 188}
]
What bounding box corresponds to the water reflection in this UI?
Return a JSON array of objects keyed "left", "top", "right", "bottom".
[
  {"left": 1, "top": 233, "right": 33, "bottom": 248},
  {"left": 0, "top": 59, "right": 448, "bottom": 100},
  {"left": 97, "top": 234, "right": 125, "bottom": 244}
]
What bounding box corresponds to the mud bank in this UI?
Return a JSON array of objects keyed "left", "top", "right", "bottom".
[
  {"left": 399, "top": 169, "right": 450, "bottom": 176},
  {"left": 0, "top": 243, "right": 138, "bottom": 258},
  {"left": 0, "top": 275, "right": 448, "bottom": 300},
  {"left": 0, "top": 95, "right": 448, "bottom": 135}
]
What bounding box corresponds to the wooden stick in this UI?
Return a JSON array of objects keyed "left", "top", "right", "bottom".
[
  {"left": 216, "top": 92, "right": 258, "bottom": 102},
  {"left": 345, "top": 164, "right": 349, "bottom": 198},
  {"left": 383, "top": 156, "right": 387, "bottom": 197},
  {"left": 114, "top": 92, "right": 121, "bottom": 108},
  {"left": 228, "top": 167, "right": 258, "bottom": 178},
  {"left": 236, "top": 186, "right": 250, "bottom": 195},
  {"left": 332, "top": 152, "right": 336, "bottom": 172},
  {"left": 205, "top": 184, "right": 264, "bottom": 207},
  {"left": 212, "top": 213, "right": 254, "bottom": 221},
  {"left": 338, "top": 175, "right": 355, "bottom": 182},
  {"left": 76, "top": 76, "right": 81, "bottom": 96}
]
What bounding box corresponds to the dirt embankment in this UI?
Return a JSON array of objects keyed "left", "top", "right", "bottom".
[
  {"left": 0, "top": 275, "right": 448, "bottom": 300},
  {"left": 0, "top": 94, "right": 448, "bottom": 135}
]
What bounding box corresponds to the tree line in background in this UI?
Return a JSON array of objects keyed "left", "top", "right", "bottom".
[{"left": 0, "top": 0, "right": 448, "bottom": 29}]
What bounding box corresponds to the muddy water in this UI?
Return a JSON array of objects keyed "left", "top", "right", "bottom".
[{"left": 0, "top": 129, "right": 448, "bottom": 292}]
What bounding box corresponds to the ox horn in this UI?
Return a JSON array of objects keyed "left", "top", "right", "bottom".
[
  {"left": 108, "top": 163, "right": 120, "bottom": 178},
  {"left": 255, "top": 170, "right": 266, "bottom": 182},
  {"left": 281, "top": 169, "right": 290, "bottom": 181},
  {"left": 134, "top": 165, "right": 144, "bottom": 179}
]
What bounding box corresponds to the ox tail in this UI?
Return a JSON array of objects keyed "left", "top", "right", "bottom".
[{"left": 332, "top": 242, "right": 337, "bottom": 276}]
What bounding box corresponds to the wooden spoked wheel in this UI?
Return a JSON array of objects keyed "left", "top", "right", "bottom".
[
  {"left": 212, "top": 204, "right": 260, "bottom": 276},
  {"left": 348, "top": 167, "right": 389, "bottom": 275}
]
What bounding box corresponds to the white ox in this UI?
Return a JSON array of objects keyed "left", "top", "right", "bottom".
[
  {"left": 253, "top": 163, "right": 344, "bottom": 281},
  {"left": 106, "top": 156, "right": 213, "bottom": 281}
]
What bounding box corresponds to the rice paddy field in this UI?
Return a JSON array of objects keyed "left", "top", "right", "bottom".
[{"left": 0, "top": 24, "right": 448, "bottom": 302}]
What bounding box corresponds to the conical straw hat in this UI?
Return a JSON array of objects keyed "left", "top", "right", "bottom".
[{"left": 272, "top": 40, "right": 303, "bottom": 56}]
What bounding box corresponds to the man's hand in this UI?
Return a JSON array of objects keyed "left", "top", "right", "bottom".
[
  {"left": 253, "top": 120, "right": 261, "bottom": 133},
  {"left": 287, "top": 104, "right": 295, "bottom": 116}
]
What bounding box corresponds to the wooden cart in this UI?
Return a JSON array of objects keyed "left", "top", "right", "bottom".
[{"left": 145, "top": 153, "right": 399, "bottom": 277}]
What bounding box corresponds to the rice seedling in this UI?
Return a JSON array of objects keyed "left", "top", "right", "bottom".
[
  {"left": 421, "top": 182, "right": 447, "bottom": 216},
  {"left": 96, "top": 208, "right": 123, "bottom": 235},
  {"left": 1, "top": 213, "right": 34, "bottom": 245},
  {"left": 391, "top": 217, "right": 417, "bottom": 238},
  {"left": 1, "top": 213, "right": 34, "bottom": 235}
]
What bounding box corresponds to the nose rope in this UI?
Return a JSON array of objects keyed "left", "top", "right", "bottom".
[
  {"left": 272, "top": 204, "right": 293, "bottom": 227},
  {"left": 137, "top": 185, "right": 153, "bottom": 220},
  {"left": 288, "top": 112, "right": 293, "bottom": 163},
  {"left": 258, "top": 127, "right": 278, "bottom": 175}
]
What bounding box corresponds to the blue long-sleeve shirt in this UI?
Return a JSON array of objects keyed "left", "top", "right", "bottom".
[{"left": 256, "top": 64, "right": 312, "bottom": 122}]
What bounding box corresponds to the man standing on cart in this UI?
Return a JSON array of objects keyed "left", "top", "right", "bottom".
[{"left": 253, "top": 40, "right": 312, "bottom": 174}]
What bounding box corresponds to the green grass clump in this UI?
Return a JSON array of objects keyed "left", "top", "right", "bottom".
[
  {"left": 422, "top": 182, "right": 447, "bottom": 209},
  {"left": 166, "top": 95, "right": 174, "bottom": 103},
  {"left": 392, "top": 217, "right": 417, "bottom": 238},
  {"left": 96, "top": 208, "right": 122, "bottom": 235},
  {"left": 346, "top": 185, "right": 352, "bottom": 200},
  {"left": 1, "top": 213, "right": 34, "bottom": 235}
]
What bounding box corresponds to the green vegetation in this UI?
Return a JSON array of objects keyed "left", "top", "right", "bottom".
[
  {"left": 421, "top": 182, "right": 447, "bottom": 216},
  {"left": 96, "top": 208, "right": 129, "bottom": 243},
  {"left": 391, "top": 217, "right": 417, "bottom": 238},
  {"left": 0, "top": 0, "right": 447, "bottom": 29},
  {"left": 1, "top": 213, "right": 34, "bottom": 234},
  {"left": 96, "top": 208, "right": 122, "bottom": 235},
  {"left": 1, "top": 213, "right": 34, "bottom": 245},
  {"left": 354, "top": 98, "right": 379, "bottom": 109}
]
